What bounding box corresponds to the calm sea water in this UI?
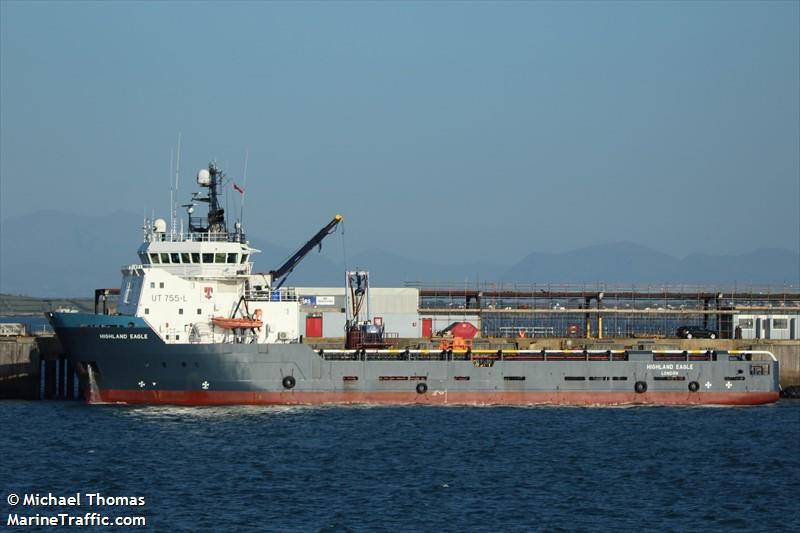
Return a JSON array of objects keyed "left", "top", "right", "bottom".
[{"left": 1, "top": 402, "right": 798, "bottom": 532}]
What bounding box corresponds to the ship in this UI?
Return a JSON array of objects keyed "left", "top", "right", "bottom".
[{"left": 48, "top": 162, "right": 780, "bottom": 406}]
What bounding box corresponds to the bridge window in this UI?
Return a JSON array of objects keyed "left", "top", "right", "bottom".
[
  {"left": 160, "top": 253, "right": 170, "bottom": 264},
  {"left": 201, "top": 253, "right": 213, "bottom": 263},
  {"left": 227, "top": 253, "right": 238, "bottom": 263},
  {"left": 773, "top": 319, "right": 788, "bottom": 329},
  {"left": 191, "top": 253, "right": 200, "bottom": 263},
  {"left": 170, "top": 253, "right": 180, "bottom": 264},
  {"left": 138, "top": 252, "right": 149, "bottom": 264},
  {"left": 215, "top": 253, "right": 226, "bottom": 263},
  {"left": 241, "top": 254, "right": 249, "bottom": 264},
  {"left": 150, "top": 253, "right": 160, "bottom": 264},
  {"left": 181, "top": 253, "right": 191, "bottom": 263}
]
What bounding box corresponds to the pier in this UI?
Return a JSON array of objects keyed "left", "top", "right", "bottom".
[{"left": 0, "top": 333, "right": 79, "bottom": 400}]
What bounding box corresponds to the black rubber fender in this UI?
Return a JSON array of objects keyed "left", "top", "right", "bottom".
[
  {"left": 688, "top": 381, "right": 700, "bottom": 392},
  {"left": 416, "top": 382, "right": 428, "bottom": 394},
  {"left": 780, "top": 385, "right": 800, "bottom": 399},
  {"left": 634, "top": 381, "right": 647, "bottom": 394},
  {"left": 282, "top": 375, "right": 296, "bottom": 390}
]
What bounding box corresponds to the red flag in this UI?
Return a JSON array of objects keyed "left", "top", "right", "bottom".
[{"left": 233, "top": 183, "right": 244, "bottom": 194}]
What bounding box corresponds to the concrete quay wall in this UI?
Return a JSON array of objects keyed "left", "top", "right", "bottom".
[{"left": 0, "top": 336, "right": 40, "bottom": 399}]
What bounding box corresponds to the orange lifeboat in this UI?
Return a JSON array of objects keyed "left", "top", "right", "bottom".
[{"left": 212, "top": 309, "right": 262, "bottom": 330}]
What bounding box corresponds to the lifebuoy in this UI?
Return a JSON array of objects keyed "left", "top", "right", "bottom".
[
  {"left": 416, "top": 382, "right": 428, "bottom": 394},
  {"left": 634, "top": 381, "right": 647, "bottom": 394},
  {"left": 282, "top": 375, "right": 296, "bottom": 389},
  {"left": 688, "top": 381, "right": 700, "bottom": 392}
]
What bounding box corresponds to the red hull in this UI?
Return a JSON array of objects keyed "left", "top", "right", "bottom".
[{"left": 87, "top": 389, "right": 780, "bottom": 406}]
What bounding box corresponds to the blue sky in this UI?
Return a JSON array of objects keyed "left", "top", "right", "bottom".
[{"left": 1, "top": 1, "right": 798, "bottom": 261}]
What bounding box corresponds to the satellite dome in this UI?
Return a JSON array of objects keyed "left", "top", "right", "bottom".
[
  {"left": 197, "top": 168, "right": 211, "bottom": 186},
  {"left": 153, "top": 218, "right": 167, "bottom": 233}
]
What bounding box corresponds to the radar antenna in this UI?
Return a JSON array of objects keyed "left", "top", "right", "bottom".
[{"left": 190, "top": 161, "right": 227, "bottom": 236}]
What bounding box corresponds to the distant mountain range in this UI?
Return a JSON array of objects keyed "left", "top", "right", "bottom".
[
  {"left": 1, "top": 210, "right": 798, "bottom": 297},
  {"left": 502, "top": 242, "right": 800, "bottom": 286}
]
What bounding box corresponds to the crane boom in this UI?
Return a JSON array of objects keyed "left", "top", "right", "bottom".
[{"left": 269, "top": 214, "right": 343, "bottom": 289}]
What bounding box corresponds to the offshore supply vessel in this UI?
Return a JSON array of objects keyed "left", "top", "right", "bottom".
[{"left": 48, "top": 162, "right": 780, "bottom": 406}]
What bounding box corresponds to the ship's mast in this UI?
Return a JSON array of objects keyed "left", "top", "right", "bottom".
[
  {"left": 189, "top": 161, "right": 227, "bottom": 236},
  {"left": 206, "top": 162, "right": 226, "bottom": 233}
]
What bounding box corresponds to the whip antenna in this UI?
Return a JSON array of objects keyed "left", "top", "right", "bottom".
[
  {"left": 240, "top": 150, "right": 249, "bottom": 228},
  {"left": 172, "top": 132, "right": 182, "bottom": 237}
]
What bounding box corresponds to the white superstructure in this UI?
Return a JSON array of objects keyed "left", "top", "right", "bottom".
[{"left": 114, "top": 162, "right": 303, "bottom": 345}]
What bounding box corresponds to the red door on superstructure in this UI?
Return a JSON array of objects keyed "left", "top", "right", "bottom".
[
  {"left": 422, "top": 318, "right": 433, "bottom": 338},
  {"left": 306, "top": 316, "right": 323, "bottom": 338}
]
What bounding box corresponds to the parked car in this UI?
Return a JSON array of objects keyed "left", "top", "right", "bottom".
[{"left": 676, "top": 326, "right": 717, "bottom": 339}]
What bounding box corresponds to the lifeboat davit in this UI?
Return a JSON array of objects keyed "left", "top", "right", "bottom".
[{"left": 212, "top": 309, "right": 262, "bottom": 329}]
